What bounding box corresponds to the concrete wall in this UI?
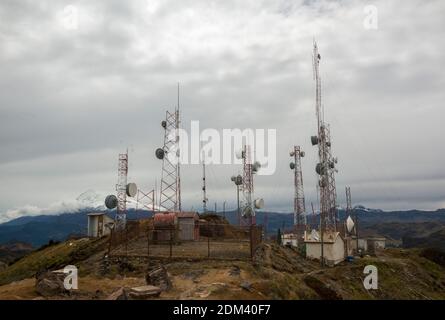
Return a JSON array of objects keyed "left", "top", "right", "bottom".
[
  {"left": 178, "top": 218, "right": 196, "bottom": 241},
  {"left": 282, "top": 238, "right": 298, "bottom": 247},
  {"left": 358, "top": 238, "right": 368, "bottom": 251},
  {"left": 305, "top": 236, "right": 345, "bottom": 266},
  {"left": 88, "top": 216, "right": 98, "bottom": 237},
  {"left": 88, "top": 215, "right": 113, "bottom": 238}
]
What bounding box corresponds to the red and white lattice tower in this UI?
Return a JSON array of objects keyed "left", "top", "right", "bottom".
[
  {"left": 312, "top": 41, "right": 338, "bottom": 233},
  {"left": 291, "top": 146, "right": 306, "bottom": 232},
  {"left": 241, "top": 144, "right": 255, "bottom": 226},
  {"left": 115, "top": 152, "right": 128, "bottom": 229}
]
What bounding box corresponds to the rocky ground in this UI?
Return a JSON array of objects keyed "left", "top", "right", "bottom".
[{"left": 0, "top": 237, "right": 444, "bottom": 300}]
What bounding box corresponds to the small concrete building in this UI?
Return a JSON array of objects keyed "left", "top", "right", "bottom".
[
  {"left": 176, "top": 212, "right": 200, "bottom": 241},
  {"left": 367, "top": 237, "right": 386, "bottom": 253},
  {"left": 153, "top": 212, "right": 200, "bottom": 242},
  {"left": 304, "top": 230, "right": 345, "bottom": 266},
  {"left": 153, "top": 212, "right": 177, "bottom": 241},
  {"left": 281, "top": 233, "right": 299, "bottom": 247},
  {"left": 353, "top": 237, "right": 386, "bottom": 253},
  {"left": 87, "top": 213, "right": 115, "bottom": 238}
]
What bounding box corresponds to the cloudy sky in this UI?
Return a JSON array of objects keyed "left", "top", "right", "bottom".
[{"left": 0, "top": 0, "right": 444, "bottom": 222}]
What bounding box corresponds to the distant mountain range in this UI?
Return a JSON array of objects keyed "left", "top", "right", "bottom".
[{"left": 0, "top": 205, "right": 444, "bottom": 248}]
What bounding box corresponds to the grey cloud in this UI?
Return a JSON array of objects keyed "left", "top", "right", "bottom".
[{"left": 0, "top": 0, "right": 444, "bottom": 219}]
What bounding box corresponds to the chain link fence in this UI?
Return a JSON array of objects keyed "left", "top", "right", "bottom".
[{"left": 107, "top": 219, "right": 263, "bottom": 262}]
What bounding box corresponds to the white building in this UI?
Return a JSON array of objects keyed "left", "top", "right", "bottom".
[
  {"left": 281, "top": 233, "right": 299, "bottom": 247},
  {"left": 87, "top": 213, "right": 115, "bottom": 238},
  {"left": 352, "top": 237, "right": 386, "bottom": 253},
  {"left": 304, "top": 230, "right": 345, "bottom": 266}
]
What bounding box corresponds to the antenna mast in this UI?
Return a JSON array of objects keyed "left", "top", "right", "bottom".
[
  {"left": 156, "top": 86, "right": 182, "bottom": 212},
  {"left": 311, "top": 42, "right": 338, "bottom": 234},
  {"left": 116, "top": 151, "right": 128, "bottom": 229},
  {"left": 202, "top": 155, "right": 208, "bottom": 213},
  {"left": 290, "top": 146, "right": 306, "bottom": 234},
  {"left": 241, "top": 144, "right": 255, "bottom": 226}
]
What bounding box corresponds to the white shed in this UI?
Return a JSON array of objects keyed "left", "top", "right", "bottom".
[
  {"left": 87, "top": 213, "right": 114, "bottom": 238},
  {"left": 304, "top": 230, "right": 345, "bottom": 266},
  {"left": 281, "top": 233, "right": 299, "bottom": 247}
]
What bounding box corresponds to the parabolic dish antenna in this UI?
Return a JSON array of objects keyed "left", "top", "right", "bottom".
[
  {"left": 346, "top": 215, "right": 355, "bottom": 233},
  {"left": 155, "top": 148, "right": 165, "bottom": 160},
  {"left": 242, "top": 205, "right": 254, "bottom": 218},
  {"left": 105, "top": 194, "right": 118, "bottom": 209},
  {"left": 254, "top": 198, "right": 264, "bottom": 209},
  {"left": 126, "top": 183, "right": 138, "bottom": 197}
]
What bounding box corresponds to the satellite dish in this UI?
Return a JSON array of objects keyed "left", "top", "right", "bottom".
[
  {"left": 231, "top": 176, "right": 236, "bottom": 182},
  {"left": 235, "top": 175, "right": 243, "bottom": 185},
  {"left": 254, "top": 198, "right": 264, "bottom": 209},
  {"left": 155, "top": 148, "right": 165, "bottom": 160},
  {"left": 105, "top": 195, "right": 118, "bottom": 209},
  {"left": 326, "top": 141, "right": 331, "bottom": 147},
  {"left": 242, "top": 205, "right": 254, "bottom": 218},
  {"left": 329, "top": 161, "right": 335, "bottom": 169},
  {"left": 300, "top": 151, "right": 305, "bottom": 157},
  {"left": 161, "top": 120, "right": 167, "bottom": 128},
  {"left": 235, "top": 150, "right": 244, "bottom": 159},
  {"left": 252, "top": 161, "right": 261, "bottom": 172},
  {"left": 290, "top": 150, "right": 295, "bottom": 157},
  {"left": 311, "top": 136, "right": 319, "bottom": 146},
  {"left": 346, "top": 215, "right": 355, "bottom": 233},
  {"left": 316, "top": 163, "right": 326, "bottom": 175},
  {"left": 126, "top": 183, "right": 137, "bottom": 197},
  {"left": 290, "top": 162, "right": 295, "bottom": 170}
]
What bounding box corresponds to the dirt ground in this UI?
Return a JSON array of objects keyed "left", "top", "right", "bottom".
[{"left": 0, "top": 241, "right": 444, "bottom": 300}]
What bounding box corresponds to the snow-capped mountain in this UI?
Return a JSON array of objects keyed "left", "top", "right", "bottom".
[{"left": 0, "top": 190, "right": 107, "bottom": 224}]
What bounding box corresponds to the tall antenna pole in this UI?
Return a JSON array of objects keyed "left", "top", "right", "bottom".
[
  {"left": 116, "top": 151, "right": 128, "bottom": 229},
  {"left": 311, "top": 41, "right": 338, "bottom": 239},
  {"left": 177, "top": 83, "right": 182, "bottom": 212},
  {"left": 202, "top": 155, "right": 207, "bottom": 213},
  {"left": 346, "top": 186, "right": 358, "bottom": 251}
]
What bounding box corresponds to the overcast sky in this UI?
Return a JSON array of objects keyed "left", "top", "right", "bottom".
[{"left": 0, "top": 0, "right": 444, "bottom": 222}]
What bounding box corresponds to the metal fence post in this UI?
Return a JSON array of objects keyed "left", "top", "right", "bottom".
[
  {"left": 207, "top": 221, "right": 210, "bottom": 258},
  {"left": 169, "top": 227, "right": 173, "bottom": 259},
  {"left": 147, "top": 226, "right": 150, "bottom": 261}
]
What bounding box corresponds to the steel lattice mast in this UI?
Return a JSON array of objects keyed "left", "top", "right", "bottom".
[
  {"left": 241, "top": 144, "right": 255, "bottom": 226},
  {"left": 311, "top": 41, "right": 338, "bottom": 232},
  {"left": 160, "top": 109, "right": 181, "bottom": 212},
  {"left": 290, "top": 146, "right": 306, "bottom": 230},
  {"left": 115, "top": 152, "right": 128, "bottom": 229},
  {"left": 158, "top": 86, "right": 182, "bottom": 212}
]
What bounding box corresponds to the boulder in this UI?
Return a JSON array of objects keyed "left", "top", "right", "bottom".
[
  {"left": 146, "top": 265, "right": 172, "bottom": 291},
  {"left": 126, "top": 285, "right": 162, "bottom": 300},
  {"left": 35, "top": 270, "right": 68, "bottom": 297}
]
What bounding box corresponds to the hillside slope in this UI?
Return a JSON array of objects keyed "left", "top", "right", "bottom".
[{"left": 0, "top": 238, "right": 444, "bottom": 300}]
